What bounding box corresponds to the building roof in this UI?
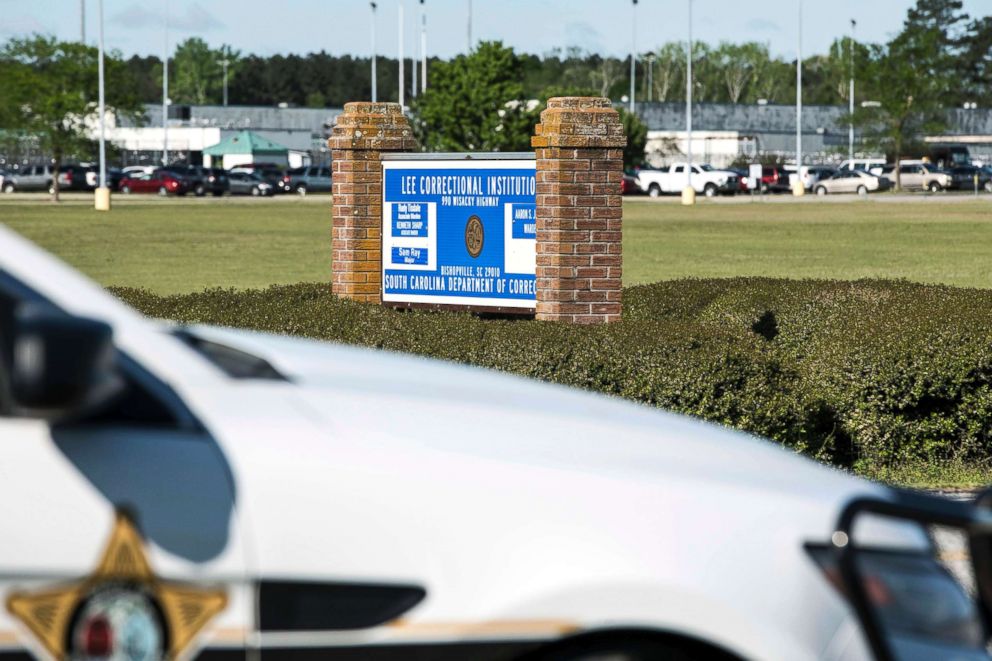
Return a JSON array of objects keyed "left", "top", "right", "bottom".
[
  {"left": 124, "top": 104, "right": 343, "bottom": 134},
  {"left": 203, "top": 130, "right": 289, "bottom": 156},
  {"left": 637, "top": 102, "right": 992, "bottom": 137}
]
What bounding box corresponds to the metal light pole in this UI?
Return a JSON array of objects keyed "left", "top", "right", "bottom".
[
  {"left": 94, "top": 0, "right": 110, "bottom": 211},
  {"left": 849, "top": 19, "right": 856, "bottom": 163},
  {"left": 220, "top": 58, "right": 231, "bottom": 106},
  {"left": 420, "top": 0, "right": 427, "bottom": 93},
  {"left": 80, "top": 0, "right": 86, "bottom": 44},
  {"left": 370, "top": 2, "right": 378, "bottom": 102},
  {"left": 683, "top": 0, "right": 695, "bottom": 204},
  {"left": 162, "top": 3, "right": 169, "bottom": 166},
  {"left": 412, "top": 1, "right": 418, "bottom": 98},
  {"left": 467, "top": 0, "right": 472, "bottom": 52},
  {"left": 686, "top": 0, "right": 693, "bottom": 186},
  {"left": 646, "top": 52, "right": 655, "bottom": 102},
  {"left": 398, "top": 0, "right": 405, "bottom": 109},
  {"left": 629, "top": 0, "right": 637, "bottom": 114},
  {"left": 793, "top": 0, "right": 804, "bottom": 196}
]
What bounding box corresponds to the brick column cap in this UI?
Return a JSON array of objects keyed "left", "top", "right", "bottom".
[
  {"left": 532, "top": 96, "right": 627, "bottom": 149},
  {"left": 328, "top": 101, "right": 418, "bottom": 151}
]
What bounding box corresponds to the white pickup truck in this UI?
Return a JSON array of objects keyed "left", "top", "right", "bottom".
[{"left": 636, "top": 162, "right": 740, "bottom": 198}]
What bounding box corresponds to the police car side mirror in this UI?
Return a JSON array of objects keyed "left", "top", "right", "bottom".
[{"left": 10, "top": 306, "right": 121, "bottom": 420}]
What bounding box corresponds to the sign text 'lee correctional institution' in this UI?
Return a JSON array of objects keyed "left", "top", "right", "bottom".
[{"left": 381, "top": 157, "right": 537, "bottom": 310}]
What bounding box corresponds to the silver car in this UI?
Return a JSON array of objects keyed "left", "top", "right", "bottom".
[
  {"left": 2, "top": 164, "right": 55, "bottom": 193},
  {"left": 814, "top": 170, "right": 883, "bottom": 196}
]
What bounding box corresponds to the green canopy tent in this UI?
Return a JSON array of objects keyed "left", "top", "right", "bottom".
[{"left": 203, "top": 131, "right": 289, "bottom": 170}]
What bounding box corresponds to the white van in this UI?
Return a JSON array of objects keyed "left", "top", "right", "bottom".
[{"left": 838, "top": 159, "right": 886, "bottom": 176}]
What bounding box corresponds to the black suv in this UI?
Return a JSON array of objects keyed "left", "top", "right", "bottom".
[
  {"left": 947, "top": 165, "right": 992, "bottom": 192},
  {"left": 159, "top": 165, "right": 229, "bottom": 196},
  {"left": 56, "top": 164, "right": 98, "bottom": 191}
]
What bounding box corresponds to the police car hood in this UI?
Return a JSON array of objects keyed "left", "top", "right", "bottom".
[{"left": 187, "top": 325, "right": 881, "bottom": 505}]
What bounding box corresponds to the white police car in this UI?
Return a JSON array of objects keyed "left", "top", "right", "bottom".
[{"left": 1, "top": 223, "right": 991, "bottom": 661}]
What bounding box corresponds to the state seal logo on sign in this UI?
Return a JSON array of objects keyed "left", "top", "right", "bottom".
[{"left": 465, "top": 215, "right": 484, "bottom": 258}]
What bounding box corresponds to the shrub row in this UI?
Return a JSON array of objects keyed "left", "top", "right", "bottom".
[{"left": 112, "top": 279, "right": 992, "bottom": 473}]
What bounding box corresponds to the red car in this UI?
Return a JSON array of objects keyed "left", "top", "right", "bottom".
[
  {"left": 760, "top": 166, "right": 793, "bottom": 193},
  {"left": 118, "top": 170, "right": 188, "bottom": 196},
  {"left": 621, "top": 173, "right": 642, "bottom": 195}
]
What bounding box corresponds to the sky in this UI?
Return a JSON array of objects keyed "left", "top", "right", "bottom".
[{"left": 0, "top": 0, "right": 989, "bottom": 61}]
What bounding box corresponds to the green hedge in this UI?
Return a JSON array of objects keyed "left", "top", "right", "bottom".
[{"left": 112, "top": 279, "right": 992, "bottom": 474}]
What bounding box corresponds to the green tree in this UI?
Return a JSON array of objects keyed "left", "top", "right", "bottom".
[
  {"left": 854, "top": 29, "right": 956, "bottom": 189},
  {"left": 957, "top": 16, "right": 992, "bottom": 105},
  {"left": 0, "top": 35, "right": 141, "bottom": 201},
  {"left": 411, "top": 41, "right": 537, "bottom": 152},
  {"left": 619, "top": 108, "right": 648, "bottom": 170},
  {"left": 711, "top": 42, "right": 763, "bottom": 103},
  {"left": 171, "top": 38, "right": 240, "bottom": 105},
  {"left": 650, "top": 43, "right": 686, "bottom": 102}
]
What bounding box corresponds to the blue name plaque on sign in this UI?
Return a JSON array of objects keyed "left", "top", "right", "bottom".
[{"left": 381, "top": 157, "right": 537, "bottom": 310}]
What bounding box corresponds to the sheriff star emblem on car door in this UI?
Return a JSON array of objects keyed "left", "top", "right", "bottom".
[{"left": 6, "top": 512, "right": 227, "bottom": 660}]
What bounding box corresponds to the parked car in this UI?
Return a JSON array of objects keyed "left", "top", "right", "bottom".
[
  {"left": 2, "top": 164, "right": 55, "bottom": 193},
  {"left": 83, "top": 167, "right": 125, "bottom": 190},
  {"left": 56, "top": 164, "right": 97, "bottom": 192},
  {"left": 620, "top": 173, "right": 642, "bottom": 195},
  {"left": 156, "top": 165, "right": 200, "bottom": 194},
  {"left": 278, "top": 167, "right": 306, "bottom": 193},
  {"left": 636, "top": 163, "right": 739, "bottom": 197},
  {"left": 118, "top": 170, "right": 189, "bottom": 196},
  {"left": 837, "top": 159, "right": 886, "bottom": 176},
  {"left": 227, "top": 171, "right": 273, "bottom": 196},
  {"left": 257, "top": 168, "right": 288, "bottom": 193},
  {"left": 729, "top": 168, "right": 750, "bottom": 192},
  {"left": 814, "top": 170, "right": 885, "bottom": 195},
  {"left": 121, "top": 165, "right": 157, "bottom": 178},
  {"left": 947, "top": 165, "right": 992, "bottom": 192},
  {"left": 291, "top": 165, "right": 332, "bottom": 196},
  {"left": 180, "top": 166, "right": 229, "bottom": 196},
  {"left": 802, "top": 166, "right": 837, "bottom": 191},
  {"left": 2, "top": 225, "right": 992, "bottom": 661},
  {"left": 880, "top": 163, "right": 952, "bottom": 192},
  {"left": 759, "top": 166, "right": 792, "bottom": 193}
]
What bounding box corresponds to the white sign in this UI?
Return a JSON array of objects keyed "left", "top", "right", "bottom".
[{"left": 748, "top": 164, "right": 763, "bottom": 190}]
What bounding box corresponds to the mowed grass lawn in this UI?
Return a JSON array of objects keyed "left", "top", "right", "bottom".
[{"left": 2, "top": 195, "right": 992, "bottom": 293}]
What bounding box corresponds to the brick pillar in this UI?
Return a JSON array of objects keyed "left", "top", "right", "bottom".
[
  {"left": 329, "top": 102, "right": 418, "bottom": 303},
  {"left": 531, "top": 97, "right": 627, "bottom": 324}
]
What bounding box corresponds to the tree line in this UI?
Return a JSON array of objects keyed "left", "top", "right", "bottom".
[
  {"left": 0, "top": 0, "right": 988, "bottom": 195},
  {"left": 119, "top": 1, "right": 989, "bottom": 111}
]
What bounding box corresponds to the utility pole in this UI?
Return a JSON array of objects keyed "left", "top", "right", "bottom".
[
  {"left": 420, "top": 0, "right": 427, "bottom": 94},
  {"left": 646, "top": 52, "right": 655, "bottom": 102},
  {"left": 95, "top": 0, "right": 109, "bottom": 211},
  {"left": 629, "top": 0, "right": 637, "bottom": 114},
  {"left": 683, "top": 0, "right": 694, "bottom": 204},
  {"left": 398, "top": 0, "right": 405, "bottom": 109},
  {"left": 80, "top": 0, "right": 86, "bottom": 44},
  {"left": 162, "top": 2, "right": 169, "bottom": 166},
  {"left": 370, "top": 2, "right": 378, "bottom": 102},
  {"left": 412, "top": 1, "right": 418, "bottom": 98},
  {"left": 220, "top": 58, "right": 231, "bottom": 107},
  {"left": 794, "top": 0, "right": 804, "bottom": 196},
  {"left": 467, "top": 0, "right": 472, "bottom": 52},
  {"left": 849, "top": 19, "right": 856, "bottom": 163}
]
